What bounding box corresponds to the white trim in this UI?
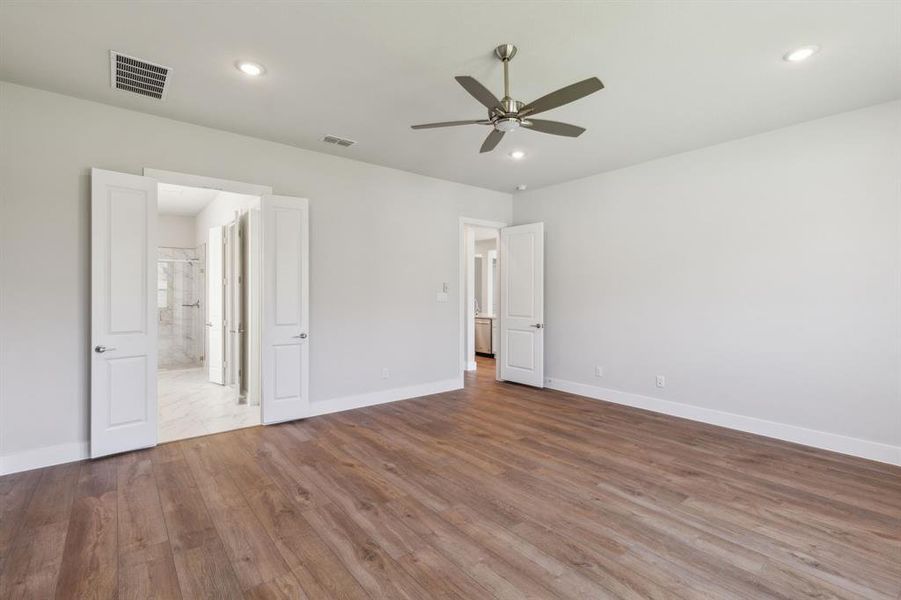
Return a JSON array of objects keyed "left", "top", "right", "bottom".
[
  {"left": 0, "top": 442, "right": 89, "bottom": 476},
  {"left": 10, "top": 377, "right": 894, "bottom": 473},
  {"left": 545, "top": 377, "right": 901, "bottom": 466},
  {"left": 143, "top": 168, "right": 273, "bottom": 196},
  {"left": 459, "top": 217, "right": 508, "bottom": 380},
  {"left": 309, "top": 376, "right": 463, "bottom": 418},
  {"left": 466, "top": 360, "right": 478, "bottom": 372}
]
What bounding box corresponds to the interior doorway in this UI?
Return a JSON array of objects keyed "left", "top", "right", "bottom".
[
  {"left": 459, "top": 218, "right": 547, "bottom": 389},
  {"left": 90, "top": 168, "right": 310, "bottom": 459},
  {"left": 460, "top": 218, "right": 506, "bottom": 380},
  {"left": 471, "top": 227, "right": 499, "bottom": 366},
  {"left": 156, "top": 183, "right": 262, "bottom": 442}
]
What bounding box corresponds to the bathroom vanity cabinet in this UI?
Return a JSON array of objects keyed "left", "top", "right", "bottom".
[{"left": 475, "top": 316, "right": 495, "bottom": 356}]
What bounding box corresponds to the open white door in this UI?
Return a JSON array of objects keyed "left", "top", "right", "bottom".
[
  {"left": 261, "top": 194, "right": 310, "bottom": 424},
  {"left": 207, "top": 226, "right": 225, "bottom": 384},
  {"left": 499, "top": 222, "right": 544, "bottom": 387},
  {"left": 90, "top": 168, "right": 158, "bottom": 458}
]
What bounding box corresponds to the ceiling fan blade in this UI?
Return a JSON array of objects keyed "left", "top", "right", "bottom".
[
  {"left": 411, "top": 120, "right": 489, "bottom": 129},
  {"left": 480, "top": 129, "right": 504, "bottom": 153},
  {"left": 523, "top": 119, "right": 586, "bottom": 137},
  {"left": 520, "top": 77, "right": 604, "bottom": 117},
  {"left": 455, "top": 76, "right": 501, "bottom": 110}
]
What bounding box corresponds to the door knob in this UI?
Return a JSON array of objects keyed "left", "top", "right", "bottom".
[
  {"left": 293, "top": 333, "right": 308, "bottom": 339},
  {"left": 530, "top": 323, "right": 544, "bottom": 329},
  {"left": 94, "top": 345, "right": 117, "bottom": 353}
]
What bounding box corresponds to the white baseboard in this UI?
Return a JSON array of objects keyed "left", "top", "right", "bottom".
[
  {"left": 465, "top": 361, "right": 477, "bottom": 371},
  {"left": 0, "top": 441, "right": 89, "bottom": 476},
  {"left": 545, "top": 377, "right": 901, "bottom": 466},
  {"left": 309, "top": 376, "right": 463, "bottom": 418},
  {"left": 10, "top": 376, "right": 892, "bottom": 474}
]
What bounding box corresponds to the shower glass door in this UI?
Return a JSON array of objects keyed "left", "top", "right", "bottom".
[{"left": 158, "top": 246, "right": 205, "bottom": 370}]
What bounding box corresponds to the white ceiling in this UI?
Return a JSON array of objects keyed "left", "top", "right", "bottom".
[
  {"left": 1, "top": 2, "right": 898, "bottom": 192},
  {"left": 157, "top": 184, "right": 218, "bottom": 216}
]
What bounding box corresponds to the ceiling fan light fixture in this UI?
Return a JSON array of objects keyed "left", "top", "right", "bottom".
[
  {"left": 783, "top": 45, "right": 819, "bottom": 63},
  {"left": 495, "top": 118, "right": 521, "bottom": 132}
]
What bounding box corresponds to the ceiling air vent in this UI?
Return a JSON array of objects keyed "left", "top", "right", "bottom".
[
  {"left": 322, "top": 135, "right": 357, "bottom": 148},
  {"left": 110, "top": 51, "right": 172, "bottom": 100}
]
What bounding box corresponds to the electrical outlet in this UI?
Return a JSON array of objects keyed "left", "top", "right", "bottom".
[
  {"left": 595, "top": 365, "right": 604, "bottom": 378},
  {"left": 656, "top": 375, "right": 666, "bottom": 389},
  {"left": 381, "top": 368, "right": 390, "bottom": 379}
]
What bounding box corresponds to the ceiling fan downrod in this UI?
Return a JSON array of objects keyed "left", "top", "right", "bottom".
[{"left": 495, "top": 44, "right": 520, "bottom": 116}]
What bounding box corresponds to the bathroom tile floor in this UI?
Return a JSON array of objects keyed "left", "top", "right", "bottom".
[{"left": 158, "top": 367, "right": 260, "bottom": 443}]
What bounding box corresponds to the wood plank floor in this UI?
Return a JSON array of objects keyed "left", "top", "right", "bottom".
[{"left": 2, "top": 357, "right": 900, "bottom": 599}]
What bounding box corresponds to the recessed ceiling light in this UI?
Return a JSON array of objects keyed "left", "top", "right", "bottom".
[
  {"left": 783, "top": 45, "right": 819, "bottom": 63},
  {"left": 516, "top": 184, "right": 528, "bottom": 191},
  {"left": 236, "top": 61, "right": 265, "bottom": 76},
  {"left": 509, "top": 150, "right": 526, "bottom": 160}
]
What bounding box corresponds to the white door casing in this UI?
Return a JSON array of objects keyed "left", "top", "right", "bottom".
[
  {"left": 225, "top": 219, "right": 237, "bottom": 388},
  {"left": 261, "top": 194, "right": 310, "bottom": 424},
  {"left": 247, "top": 208, "right": 262, "bottom": 405},
  {"left": 90, "top": 168, "right": 158, "bottom": 458},
  {"left": 227, "top": 217, "right": 244, "bottom": 399},
  {"left": 207, "top": 226, "right": 225, "bottom": 384},
  {"left": 499, "top": 222, "right": 545, "bottom": 387}
]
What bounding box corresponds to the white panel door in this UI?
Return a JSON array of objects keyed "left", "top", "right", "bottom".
[
  {"left": 90, "top": 168, "right": 158, "bottom": 458},
  {"left": 207, "top": 226, "right": 225, "bottom": 384},
  {"left": 499, "top": 222, "right": 544, "bottom": 387},
  {"left": 261, "top": 194, "right": 310, "bottom": 424}
]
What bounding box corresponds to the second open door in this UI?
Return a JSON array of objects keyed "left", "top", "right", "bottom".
[
  {"left": 499, "top": 222, "right": 545, "bottom": 387},
  {"left": 261, "top": 194, "right": 310, "bottom": 423}
]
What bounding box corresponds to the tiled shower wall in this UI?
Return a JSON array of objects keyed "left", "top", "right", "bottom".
[{"left": 158, "top": 245, "right": 206, "bottom": 370}]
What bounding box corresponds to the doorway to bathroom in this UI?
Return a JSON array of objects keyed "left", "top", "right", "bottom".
[
  {"left": 156, "top": 182, "right": 262, "bottom": 442},
  {"left": 91, "top": 167, "right": 310, "bottom": 458}
]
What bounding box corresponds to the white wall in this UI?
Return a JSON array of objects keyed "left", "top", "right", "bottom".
[
  {"left": 194, "top": 191, "right": 259, "bottom": 246},
  {"left": 157, "top": 214, "right": 196, "bottom": 248},
  {"left": 514, "top": 101, "right": 901, "bottom": 462},
  {"left": 0, "top": 82, "right": 512, "bottom": 471}
]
